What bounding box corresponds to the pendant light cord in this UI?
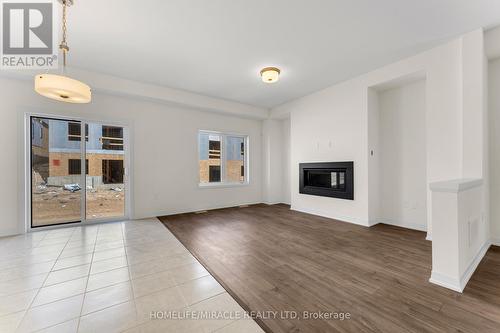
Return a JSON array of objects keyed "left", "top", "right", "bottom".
[{"left": 59, "top": 0, "right": 69, "bottom": 71}]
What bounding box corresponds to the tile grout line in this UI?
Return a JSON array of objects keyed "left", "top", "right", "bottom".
[
  {"left": 0, "top": 232, "right": 53, "bottom": 269},
  {"left": 3, "top": 249, "right": 203, "bottom": 312},
  {"left": 14, "top": 227, "right": 77, "bottom": 332},
  {"left": 75, "top": 223, "right": 101, "bottom": 333},
  {"left": 0, "top": 248, "right": 207, "bottom": 320},
  {"left": 12, "top": 263, "right": 212, "bottom": 320},
  {"left": 0, "top": 228, "right": 178, "bottom": 299},
  {"left": 86, "top": 220, "right": 220, "bottom": 332},
  {"left": 4, "top": 221, "right": 232, "bottom": 333},
  {"left": 123, "top": 219, "right": 225, "bottom": 331},
  {"left": 0, "top": 258, "right": 60, "bottom": 276},
  {"left": 121, "top": 221, "right": 142, "bottom": 331},
  {"left": 159, "top": 216, "right": 267, "bottom": 332},
  {"left": 211, "top": 319, "right": 241, "bottom": 333}
]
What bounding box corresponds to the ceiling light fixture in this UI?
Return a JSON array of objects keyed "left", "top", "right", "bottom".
[
  {"left": 260, "top": 67, "right": 280, "bottom": 83},
  {"left": 35, "top": 0, "right": 91, "bottom": 103}
]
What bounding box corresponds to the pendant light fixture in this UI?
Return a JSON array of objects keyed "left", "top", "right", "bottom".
[{"left": 35, "top": 0, "right": 91, "bottom": 103}]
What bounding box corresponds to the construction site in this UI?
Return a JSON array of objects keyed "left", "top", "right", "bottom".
[{"left": 31, "top": 118, "right": 125, "bottom": 226}]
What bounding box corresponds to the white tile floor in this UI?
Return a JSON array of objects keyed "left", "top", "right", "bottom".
[{"left": 0, "top": 218, "right": 263, "bottom": 333}]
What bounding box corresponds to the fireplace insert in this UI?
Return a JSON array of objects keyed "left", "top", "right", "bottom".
[{"left": 299, "top": 162, "right": 354, "bottom": 200}]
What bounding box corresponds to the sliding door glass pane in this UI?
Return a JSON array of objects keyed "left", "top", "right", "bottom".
[
  {"left": 226, "top": 136, "right": 245, "bottom": 183},
  {"left": 199, "top": 132, "right": 221, "bottom": 183},
  {"left": 85, "top": 123, "right": 125, "bottom": 220},
  {"left": 31, "top": 117, "right": 82, "bottom": 227}
]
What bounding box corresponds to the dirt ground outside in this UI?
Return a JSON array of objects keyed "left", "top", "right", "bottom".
[{"left": 32, "top": 185, "right": 125, "bottom": 227}]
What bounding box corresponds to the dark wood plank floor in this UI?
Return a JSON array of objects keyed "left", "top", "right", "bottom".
[{"left": 159, "top": 204, "right": 500, "bottom": 333}]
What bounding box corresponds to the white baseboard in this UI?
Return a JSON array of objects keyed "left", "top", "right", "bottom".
[
  {"left": 430, "top": 240, "right": 491, "bottom": 293},
  {"left": 425, "top": 233, "right": 432, "bottom": 241},
  {"left": 367, "top": 219, "right": 380, "bottom": 227},
  {"left": 290, "top": 206, "right": 370, "bottom": 227},
  {"left": 459, "top": 240, "right": 491, "bottom": 290},
  {"left": 491, "top": 238, "right": 500, "bottom": 246},
  {"left": 429, "top": 271, "right": 463, "bottom": 292},
  {"left": 264, "top": 201, "right": 289, "bottom": 205},
  {"left": 0, "top": 227, "right": 22, "bottom": 238},
  {"left": 373, "top": 219, "right": 427, "bottom": 232},
  {"left": 140, "top": 201, "right": 263, "bottom": 220}
]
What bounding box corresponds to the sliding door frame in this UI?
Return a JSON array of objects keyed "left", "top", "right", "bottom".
[
  {"left": 84, "top": 119, "right": 130, "bottom": 223},
  {"left": 29, "top": 116, "right": 83, "bottom": 229},
  {"left": 25, "top": 112, "right": 132, "bottom": 232}
]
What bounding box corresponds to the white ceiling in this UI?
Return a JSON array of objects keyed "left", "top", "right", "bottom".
[{"left": 66, "top": 0, "right": 500, "bottom": 108}]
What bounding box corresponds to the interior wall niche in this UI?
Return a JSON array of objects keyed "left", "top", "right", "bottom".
[{"left": 368, "top": 76, "right": 427, "bottom": 231}]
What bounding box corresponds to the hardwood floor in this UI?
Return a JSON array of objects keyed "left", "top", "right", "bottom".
[{"left": 159, "top": 204, "right": 500, "bottom": 333}]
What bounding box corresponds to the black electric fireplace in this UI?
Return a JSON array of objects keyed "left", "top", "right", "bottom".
[{"left": 299, "top": 162, "right": 354, "bottom": 200}]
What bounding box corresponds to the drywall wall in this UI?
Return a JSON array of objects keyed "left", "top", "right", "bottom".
[
  {"left": 287, "top": 79, "right": 371, "bottom": 224},
  {"left": 378, "top": 80, "right": 427, "bottom": 231},
  {"left": 262, "top": 119, "right": 284, "bottom": 204},
  {"left": 272, "top": 29, "right": 486, "bottom": 234},
  {"left": 2, "top": 68, "right": 268, "bottom": 120},
  {"left": 430, "top": 180, "right": 485, "bottom": 292},
  {"left": 367, "top": 89, "right": 381, "bottom": 224},
  {"left": 485, "top": 25, "right": 500, "bottom": 61},
  {"left": 282, "top": 117, "right": 291, "bottom": 205},
  {"left": 275, "top": 39, "right": 462, "bottom": 226},
  {"left": 0, "top": 77, "right": 263, "bottom": 237},
  {"left": 262, "top": 117, "right": 291, "bottom": 205},
  {"left": 273, "top": 29, "right": 488, "bottom": 292},
  {"left": 489, "top": 58, "right": 500, "bottom": 244}
]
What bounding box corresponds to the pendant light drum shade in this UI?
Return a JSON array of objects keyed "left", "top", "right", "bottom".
[
  {"left": 35, "top": 74, "right": 91, "bottom": 103},
  {"left": 34, "top": 0, "right": 91, "bottom": 103}
]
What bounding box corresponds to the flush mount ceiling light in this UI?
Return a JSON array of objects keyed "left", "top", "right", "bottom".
[
  {"left": 35, "top": 0, "right": 91, "bottom": 103},
  {"left": 260, "top": 67, "right": 281, "bottom": 83}
]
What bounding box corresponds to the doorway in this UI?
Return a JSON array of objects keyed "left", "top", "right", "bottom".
[{"left": 29, "top": 116, "right": 129, "bottom": 228}]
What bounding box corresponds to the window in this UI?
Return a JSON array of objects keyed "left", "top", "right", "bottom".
[
  {"left": 68, "top": 122, "right": 88, "bottom": 141},
  {"left": 208, "top": 140, "right": 221, "bottom": 159},
  {"left": 102, "top": 160, "right": 124, "bottom": 184},
  {"left": 209, "top": 165, "right": 221, "bottom": 182},
  {"left": 102, "top": 126, "right": 124, "bottom": 151},
  {"left": 68, "top": 159, "right": 88, "bottom": 175},
  {"left": 199, "top": 131, "right": 248, "bottom": 185}
]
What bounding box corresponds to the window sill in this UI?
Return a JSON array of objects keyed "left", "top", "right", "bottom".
[{"left": 198, "top": 182, "right": 249, "bottom": 189}]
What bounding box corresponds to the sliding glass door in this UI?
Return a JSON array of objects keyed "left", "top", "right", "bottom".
[
  {"left": 30, "top": 117, "right": 83, "bottom": 227},
  {"left": 30, "top": 116, "right": 127, "bottom": 228},
  {"left": 85, "top": 123, "right": 125, "bottom": 220}
]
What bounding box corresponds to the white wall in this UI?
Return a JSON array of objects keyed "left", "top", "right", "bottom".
[
  {"left": 262, "top": 117, "right": 291, "bottom": 205},
  {"left": 287, "top": 79, "right": 371, "bottom": 224},
  {"left": 377, "top": 80, "right": 427, "bottom": 231},
  {"left": 262, "top": 119, "right": 283, "bottom": 204},
  {"left": 430, "top": 180, "right": 486, "bottom": 292},
  {"left": 274, "top": 37, "right": 464, "bottom": 226},
  {"left": 0, "top": 77, "right": 263, "bottom": 237},
  {"left": 489, "top": 58, "right": 500, "bottom": 244},
  {"left": 1, "top": 68, "right": 268, "bottom": 120},
  {"left": 282, "top": 117, "right": 291, "bottom": 205},
  {"left": 367, "top": 89, "right": 380, "bottom": 224},
  {"left": 272, "top": 29, "right": 486, "bottom": 235}
]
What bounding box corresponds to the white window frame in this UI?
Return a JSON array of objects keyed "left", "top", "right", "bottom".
[{"left": 198, "top": 130, "right": 249, "bottom": 188}]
